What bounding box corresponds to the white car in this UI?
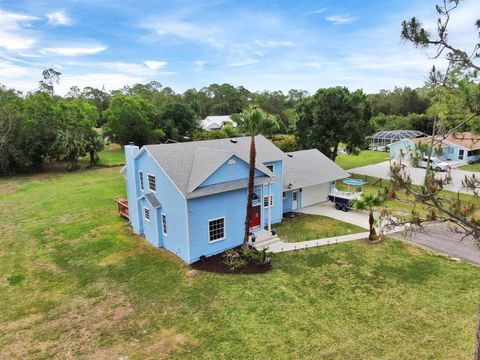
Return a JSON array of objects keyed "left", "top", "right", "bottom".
[{"left": 417, "top": 156, "right": 450, "bottom": 172}]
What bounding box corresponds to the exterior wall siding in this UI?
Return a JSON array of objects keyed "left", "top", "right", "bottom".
[
  {"left": 261, "top": 160, "right": 283, "bottom": 226},
  {"left": 125, "top": 146, "right": 142, "bottom": 234},
  {"left": 136, "top": 151, "right": 190, "bottom": 263},
  {"left": 283, "top": 190, "right": 292, "bottom": 213},
  {"left": 188, "top": 188, "right": 247, "bottom": 263},
  {"left": 139, "top": 198, "right": 158, "bottom": 247},
  {"left": 200, "top": 155, "right": 264, "bottom": 187}
]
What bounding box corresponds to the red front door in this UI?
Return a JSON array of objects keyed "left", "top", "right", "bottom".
[{"left": 250, "top": 205, "right": 261, "bottom": 229}]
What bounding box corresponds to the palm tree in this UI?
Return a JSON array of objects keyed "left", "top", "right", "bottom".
[
  {"left": 353, "top": 193, "right": 385, "bottom": 242},
  {"left": 234, "top": 106, "right": 279, "bottom": 248}
]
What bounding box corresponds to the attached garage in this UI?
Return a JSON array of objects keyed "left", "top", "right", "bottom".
[
  {"left": 283, "top": 149, "right": 349, "bottom": 213},
  {"left": 301, "top": 183, "right": 331, "bottom": 207}
]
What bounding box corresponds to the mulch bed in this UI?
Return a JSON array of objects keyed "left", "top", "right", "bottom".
[{"left": 190, "top": 249, "right": 272, "bottom": 275}]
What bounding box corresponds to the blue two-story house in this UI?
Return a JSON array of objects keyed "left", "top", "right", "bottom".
[{"left": 123, "top": 135, "right": 348, "bottom": 264}]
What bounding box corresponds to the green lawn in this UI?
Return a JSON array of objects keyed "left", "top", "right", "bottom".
[
  {"left": 1, "top": 168, "right": 480, "bottom": 359},
  {"left": 275, "top": 214, "right": 366, "bottom": 242},
  {"left": 79, "top": 143, "right": 125, "bottom": 168},
  {"left": 459, "top": 163, "right": 480, "bottom": 172},
  {"left": 336, "top": 150, "right": 389, "bottom": 170}
]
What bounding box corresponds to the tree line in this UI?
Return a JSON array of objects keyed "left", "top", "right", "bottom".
[{"left": 0, "top": 69, "right": 450, "bottom": 175}]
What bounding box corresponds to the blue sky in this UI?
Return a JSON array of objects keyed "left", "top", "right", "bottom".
[{"left": 0, "top": 0, "right": 478, "bottom": 94}]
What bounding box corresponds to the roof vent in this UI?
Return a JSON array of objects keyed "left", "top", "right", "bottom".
[
  {"left": 129, "top": 142, "right": 134, "bottom": 146},
  {"left": 287, "top": 153, "right": 293, "bottom": 157},
  {"left": 230, "top": 138, "right": 238, "bottom": 143}
]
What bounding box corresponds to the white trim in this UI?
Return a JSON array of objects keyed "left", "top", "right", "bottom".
[
  {"left": 263, "top": 194, "right": 274, "bottom": 208},
  {"left": 292, "top": 190, "right": 299, "bottom": 210},
  {"left": 161, "top": 213, "right": 168, "bottom": 235},
  {"left": 143, "top": 206, "right": 151, "bottom": 222},
  {"left": 147, "top": 173, "right": 156, "bottom": 193},
  {"left": 267, "top": 181, "right": 272, "bottom": 232},
  {"left": 185, "top": 199, "right": 191, "bottom": 263},
  {"left": 208, "top": 216, "right": 226, "bottom": 243}
]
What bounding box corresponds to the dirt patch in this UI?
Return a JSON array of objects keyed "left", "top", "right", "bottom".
[
  {"left": 0, "top": 184, "right": 16, "bottom": 195},
  {"left": 191, "top": 250, "right": 272, "bottom": 275}
]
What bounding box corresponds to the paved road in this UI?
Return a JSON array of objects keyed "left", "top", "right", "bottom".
[
  {"left": 391, "top": 225, "right": 480, "bottom": 265},
  {"left": 350, "top": 161, "right": 476, "bottom": 194}
]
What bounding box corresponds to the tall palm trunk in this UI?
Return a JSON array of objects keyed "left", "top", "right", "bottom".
[
  {"left": 368, "top": 211, "right": 376, "bottom": 241},
  {"left": 243, "top": 135, "right": 256, "bottom": 248}
]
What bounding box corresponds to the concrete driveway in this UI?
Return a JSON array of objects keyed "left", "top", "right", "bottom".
[
  {"left": 350, "top": 161, "right": 476, "bottom": 194},
  {"left": 391, "top": 224, "right": 480, "bottom": 265},
  {"left": 298, "top": 202, "right": 370, "bottom": 229}
]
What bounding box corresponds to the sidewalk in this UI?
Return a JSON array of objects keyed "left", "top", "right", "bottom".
[{"left": 256, "top": 231, "right": 370, "bottom": 253}]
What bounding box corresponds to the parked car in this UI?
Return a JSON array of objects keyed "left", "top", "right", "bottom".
[{"left": 417, "top": 156, "right": 450, "bottom": 171}]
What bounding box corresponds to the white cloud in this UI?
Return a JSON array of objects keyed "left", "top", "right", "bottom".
[
  {"left": 144, "top": 60, "right": 167, "bottom": 70},
  {"left": 225, "top": 59, "right": 260, "bottom": 67},
  {"left": 254, "top": 39, "right": 293, "bottom": 48},
  {"left": 325, "top": 15, "right": 356, "bottom": 25},
  {"left": 46, "top": 11, "right": 72, "bottom": 26},
  {"left": 194, "top": 60, "right": 206, "bottom": 68},
  {"left": 305, "top": 8, "right": 328, "bottom": 16},
  {"left": 0, "top": 9, "right": 38, "bottom": 50},
  {"left": 39, "top": 46, "right": 107, "bottom": 56}
]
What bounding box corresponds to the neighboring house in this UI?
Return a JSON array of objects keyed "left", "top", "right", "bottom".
[
  {"left": 122, "top": 135, "right": 348, "bottom": 264},
  {"left": 200, "top": 115, "right": 236, "bottom": 131},
  {"left": 390, "top": 131, "right": 480, "bottom": 163}
]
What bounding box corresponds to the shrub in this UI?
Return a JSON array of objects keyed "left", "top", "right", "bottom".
[
  {"left": 222, "top": 250, "right": 248, "bottom": 271},
  {"left": 242, "top": 247, "right": 271, "bottom": 265}
]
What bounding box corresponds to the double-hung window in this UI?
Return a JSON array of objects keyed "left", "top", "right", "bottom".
[
  {"left": 139, "top": 172, "right": 144, "bottom": 191},
  {"left": 208, "top": 218, "right": 225, "bottom": 242},
  {"left": 282, "top": 191, "right": 287, "bottom": 199},
  {"left": 162, "top": 214, "right": 167, "bottom": 235},
  {"left": 148, "top": 174, "right": 156, "bottom": 192},
  {"left": 263, "top": 195, "right": 273, "bottom": 208}
]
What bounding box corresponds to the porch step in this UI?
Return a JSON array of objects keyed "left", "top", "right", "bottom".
[{"left": 250, "top": 230, "right": 281, "bottom": 250}]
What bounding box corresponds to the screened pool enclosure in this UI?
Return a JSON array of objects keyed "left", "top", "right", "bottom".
[{"left": 368, "top": 130, "right": 427, "bottom": 148}]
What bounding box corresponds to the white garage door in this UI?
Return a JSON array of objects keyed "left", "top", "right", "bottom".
[{"left": 301, "top": 183, "right": 330, "bottom": 208}]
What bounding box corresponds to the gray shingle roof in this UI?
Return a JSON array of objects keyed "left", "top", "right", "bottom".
[
  {"left": 142, "top": 135, "right": 283, "bottom": 197},
  {"left": 283, "top": 149, "right": 349, "bottom": 190},
  {"left": 143, "top": 193, "right": 162, "bottom": 207}
]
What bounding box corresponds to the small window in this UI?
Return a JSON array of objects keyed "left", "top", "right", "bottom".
[
  {"left": 139, "top": 172, "right": 144, "bottom": 191},
  {"left": 266, "top": 164, "right": 274, "bottom": 173},
  {"left": 282, "top": 191, "right": 287, "bottom": 199},
  {"left": 148, "top": 174, "right": 156, "bottom": 192},
  {"left": 292, "top": 191, "right": 297, "bottom": 201},
  {"left": 162, "top": 214, "right": 167, "bottom": 235},
  {"left": 144, "top": 207, "right": 150, "bottom": 222},
  {"left": 263, "top": 195, "right": 273, "bottom": 208},
  {"left": 447, "top": 147, "right": 454, "bottom": 154},
  {"left": 468, "top": 150, "right": 473, "bottom": 157},
  {"left": 209, "top": 218, "right": 225, "bottom": 242}
]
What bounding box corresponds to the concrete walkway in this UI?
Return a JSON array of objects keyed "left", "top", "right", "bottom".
[
  {"left": 263, "top": 231, "right": 370, "bottom": 253},
  {"left": 350, "top": 161, "right": 476, "bottom": 194}
]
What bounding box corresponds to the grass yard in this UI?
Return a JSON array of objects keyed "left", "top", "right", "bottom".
[
  {"left": 335, "top": 150, "right": 389, "bottom": 170},
  {"left": 1, "top": 168, "right": 480, "bottom": 359},
  {"left": 275, "top": 214, "right": 366, "bottom": 242},
  {"left": 79, "top": 143, "right": 125, "bottom": 168},
  {"left": 459, "top": 162, "right": 480, "bottom": 172}
]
